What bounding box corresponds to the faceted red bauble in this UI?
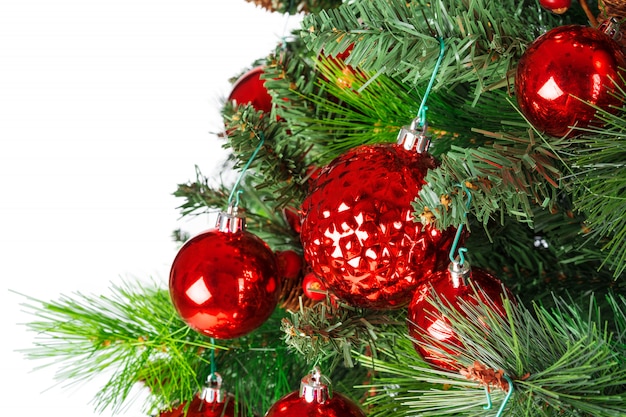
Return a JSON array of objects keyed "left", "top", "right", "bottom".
[
  {"left": 169, "top": 212, "right": 280, "bottom": 339},
  {"left": 539, "top": 0, "right": 571, "bottom": 14},
  {"left": 300, "top": 143, "right": 455, "bottom": 310},
  {"left": 407, "top": 265, "right": 510, "bottom": 371},
  {"left": 159, "top": 395, "right": 237, "bottom": 417},
  {"left": 515, "top": 24, "right": 626, "bottom": 138},
  {"left": 228, "top": 66, "right": 273, "bottom": 113}
]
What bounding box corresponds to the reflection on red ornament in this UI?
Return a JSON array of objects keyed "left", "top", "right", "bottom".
[
  {"left": 407, "top": 262, "right": 511, "bottom": 371},
  {"left": 515, "top": 23, "right": 626, "bottom": 137}
]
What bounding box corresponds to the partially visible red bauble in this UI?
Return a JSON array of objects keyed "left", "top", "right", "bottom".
[
  {"left": 407, "top": 263, "right": 511, "bottom": 371},
  {"left": 228, "top": 66, "right": 273, "bottom": 113},
  {"left": 159, "top": 395, "right": 237, "bottom": 417},
  {"left": 515, "top": 24, "right": 626, "bottom": 138},
  {"left": 300, "top": 140, "right": 456, "bottom": 310},
  {"left": 276, "top": 250, "right": 303, "bottom": 279},
  {"left": 264, "top": 367, "right": 366, "bottom": 417},
  {"left": 159, "top": 374, "right": 239, "bottom": 417},
  {"left": 302, "top": 272, "right": 327, "bottom": 301},
  {"left": 539, "top": 0, "right": 571, "bottom": 14},
  {"left": 169, "top": 208, "right": 280, "bottom": 339}
]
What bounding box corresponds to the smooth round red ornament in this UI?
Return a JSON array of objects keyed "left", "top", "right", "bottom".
[
  {"left": 159, "top": 393, "right": 237, "bottom": 417},
  {"left": 228, "top": 66, "right": 273, "bottom": 113},
  {"left": 539, "top": 0, "right": 571, "bottom": 14},
  {"left": 515, "top": 24, "right": 626, "bottom": 138},
  {"left": 169, "top": 210, "right": 280, "bottom": 339},
  {"left": 276, "top": 250, "right": 303, "bottom": 279},
  {"left": 407, "top": 264, "right": 510, "bottom": 371},
  {"left": 264, "top": 368, "right": 366, "bottom": 417},
  {"left": 300, "top": 142, "right": 456, "bottom": 310},
  {"left": 302, "top": 272, "right": 327, "bottom": 301}
]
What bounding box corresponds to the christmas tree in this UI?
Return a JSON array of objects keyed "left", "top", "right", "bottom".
[{"left": 19, "top": 0, "right": 626, "bottom": 416}]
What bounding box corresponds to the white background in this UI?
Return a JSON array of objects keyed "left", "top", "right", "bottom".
[{"left": 1, "top": 1, "right": 302, "bottom": 415}]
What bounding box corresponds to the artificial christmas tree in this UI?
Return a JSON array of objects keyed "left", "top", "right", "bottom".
[{"left": 20, "top": 1, "right": 626, "bottom": 416}]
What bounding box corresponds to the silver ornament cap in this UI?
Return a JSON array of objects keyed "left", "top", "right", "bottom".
[{"left": 299, "top": 366, "right": 331, "bottom": 404}]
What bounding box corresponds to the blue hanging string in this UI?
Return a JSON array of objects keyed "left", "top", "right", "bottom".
[
  {"left": 227, "top": 133, "right": 265, "bottom": 208},
  {"left": 416, "top": 37, "right": 445, "bottom": 128},
  {"left": 210, "top": 337, "right": 216, "bottom": 377},
  {"left": 482, "top": 375, "right": 514, "bottom": 415},
  {"left": 495, "top": 375, "right": 514, "bottom": 417},
  {"left": 448, "top": 184, "right": 472, "bottom": 265}
]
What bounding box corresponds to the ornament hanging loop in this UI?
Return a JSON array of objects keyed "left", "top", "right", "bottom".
[
  {"left": 448, "top": 184, "right": 472, "bottom": 265},
  {"left": 227, "top": 132, "right": 266, "bottom": 209},
  {"left": 598, "top": 17, "right": 621, "bottom": 41},
  {"left": 300, "top": 366, "right": 332, "bottom": 404},
  {"left": 202, "top": 372, "right": 226, "bottom": 404}
]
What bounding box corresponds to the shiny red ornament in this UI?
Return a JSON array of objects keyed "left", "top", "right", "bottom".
[
  {"left": 300, "top": 131, "right": 456, "bottom": 309},
  {"left": 515, "top": 23, "right": 626, "bottom": 138},
  {"left": 302, "top": 272, "right": 327, "bottom": 301},
  {"left": 264, "top": 367, "right": 366, "bottom": 417},
  {"left": 276, "top": 250, "right": 303, "bottom": 279},
  {"left": 407, "top": 262, "right": 511, "bottom": 371},
  {"left": 159, "top": 374, "right": 241, "bottom": 417},
  {"left": 169, "top": 208, "right": 280, "bottom": 339},
  {"left": 539, "top": 0, "right": 571, "bottom": 14},
  {"left": 228, "top": 66, "right": 273, "bottom": 113}
]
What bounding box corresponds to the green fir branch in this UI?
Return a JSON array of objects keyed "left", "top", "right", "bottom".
[
  {"left": 18, "top": 280, "right": 216, "bottom": 414},
  {"left": 563, "top": 97, "right": 626, "bottom": 277},
  {"left": 17, "top": 280, "right": 317, "bottom": 416},
  {"left": 281, "top": 298, "right": 405, "bottom": 369},
  {"left": 358, "top": 291, "right": 626, "bottom": 417},
  {"left": 301, "top": 0, "right": 578, "bottom": 100},
  {"left": 413, "top": 125, "right": 564, "bottom": 230}
]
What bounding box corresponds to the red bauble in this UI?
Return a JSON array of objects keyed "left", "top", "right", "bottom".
[
  {"left": 160, "top": 374, "right": 240, "bottom": 417},
  {"left": 276, "top": 250, "right": 303, "bottom": 279},
  {"left": 302, "top": 272, "right": 327, "bottom": 301},
  {"left": 407, "top": 263, "right": 510, "bottom": 371},
  {"left": 159, "top": 395, "right": 237, "bottom": 417},
  {"left": 169, "top": 208, "right": 280, "bottom": 339},
  {"left": 300, "top": 141, "right": 456, "bottom": 310},
  {"left": 228, "top": 66, "right": 273, "bottom": 113},
  {"left": 539, "top": 0, "right": 571, "bottom": 14},
  {"left": 515, "top": 24, "right": 626, "bottom": 138},
  {"left": 264, "top": 368, "right": 366, "bottom": 417}
]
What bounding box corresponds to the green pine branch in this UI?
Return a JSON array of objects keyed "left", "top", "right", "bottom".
[
  {"left": 17, "top": 280, "right": 315, "bottom": 416},
  {"left": 358, "top": 291, "right": 626, "bottom": 417},
  {"left": 300, "top": 0, "right": 580, "bottom": 101},
  {"left": 281, "top": 298, "right": 405, "bottom": 369}
]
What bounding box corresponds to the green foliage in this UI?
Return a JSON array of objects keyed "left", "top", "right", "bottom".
[{"left": 358, "top": 292, "right": 626, "bottom": 417}]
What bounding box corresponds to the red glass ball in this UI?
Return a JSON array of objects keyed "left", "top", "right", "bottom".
[
  {"left": 539, "top": 0, "right": 571, "bottom": 14},
  {"left": 302, "top": 272, "right": 327, "bottom": 301},
  {"left": 169, "top": 228, "right": 280, "bottom": 339},
  {"left": 407, "top": 266, "right": 509, "bottom": 371},
  {"left": 515, "top": 25, "right": 626, "bottom": 138},
  {"left": 228, "top": 66, "right": 273, "bottom": 113},
  {"left": 159, "top": 395, "right": 237, "bottom": 417},
  {"left": 276, "top": 250, "right": 303, "bottom": 279},
  {"left": 264, "top": 390, "right": 366, "bottom": 417},
  {"left": 300, "top": 143, "right": 456, "bottom": 310}
]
